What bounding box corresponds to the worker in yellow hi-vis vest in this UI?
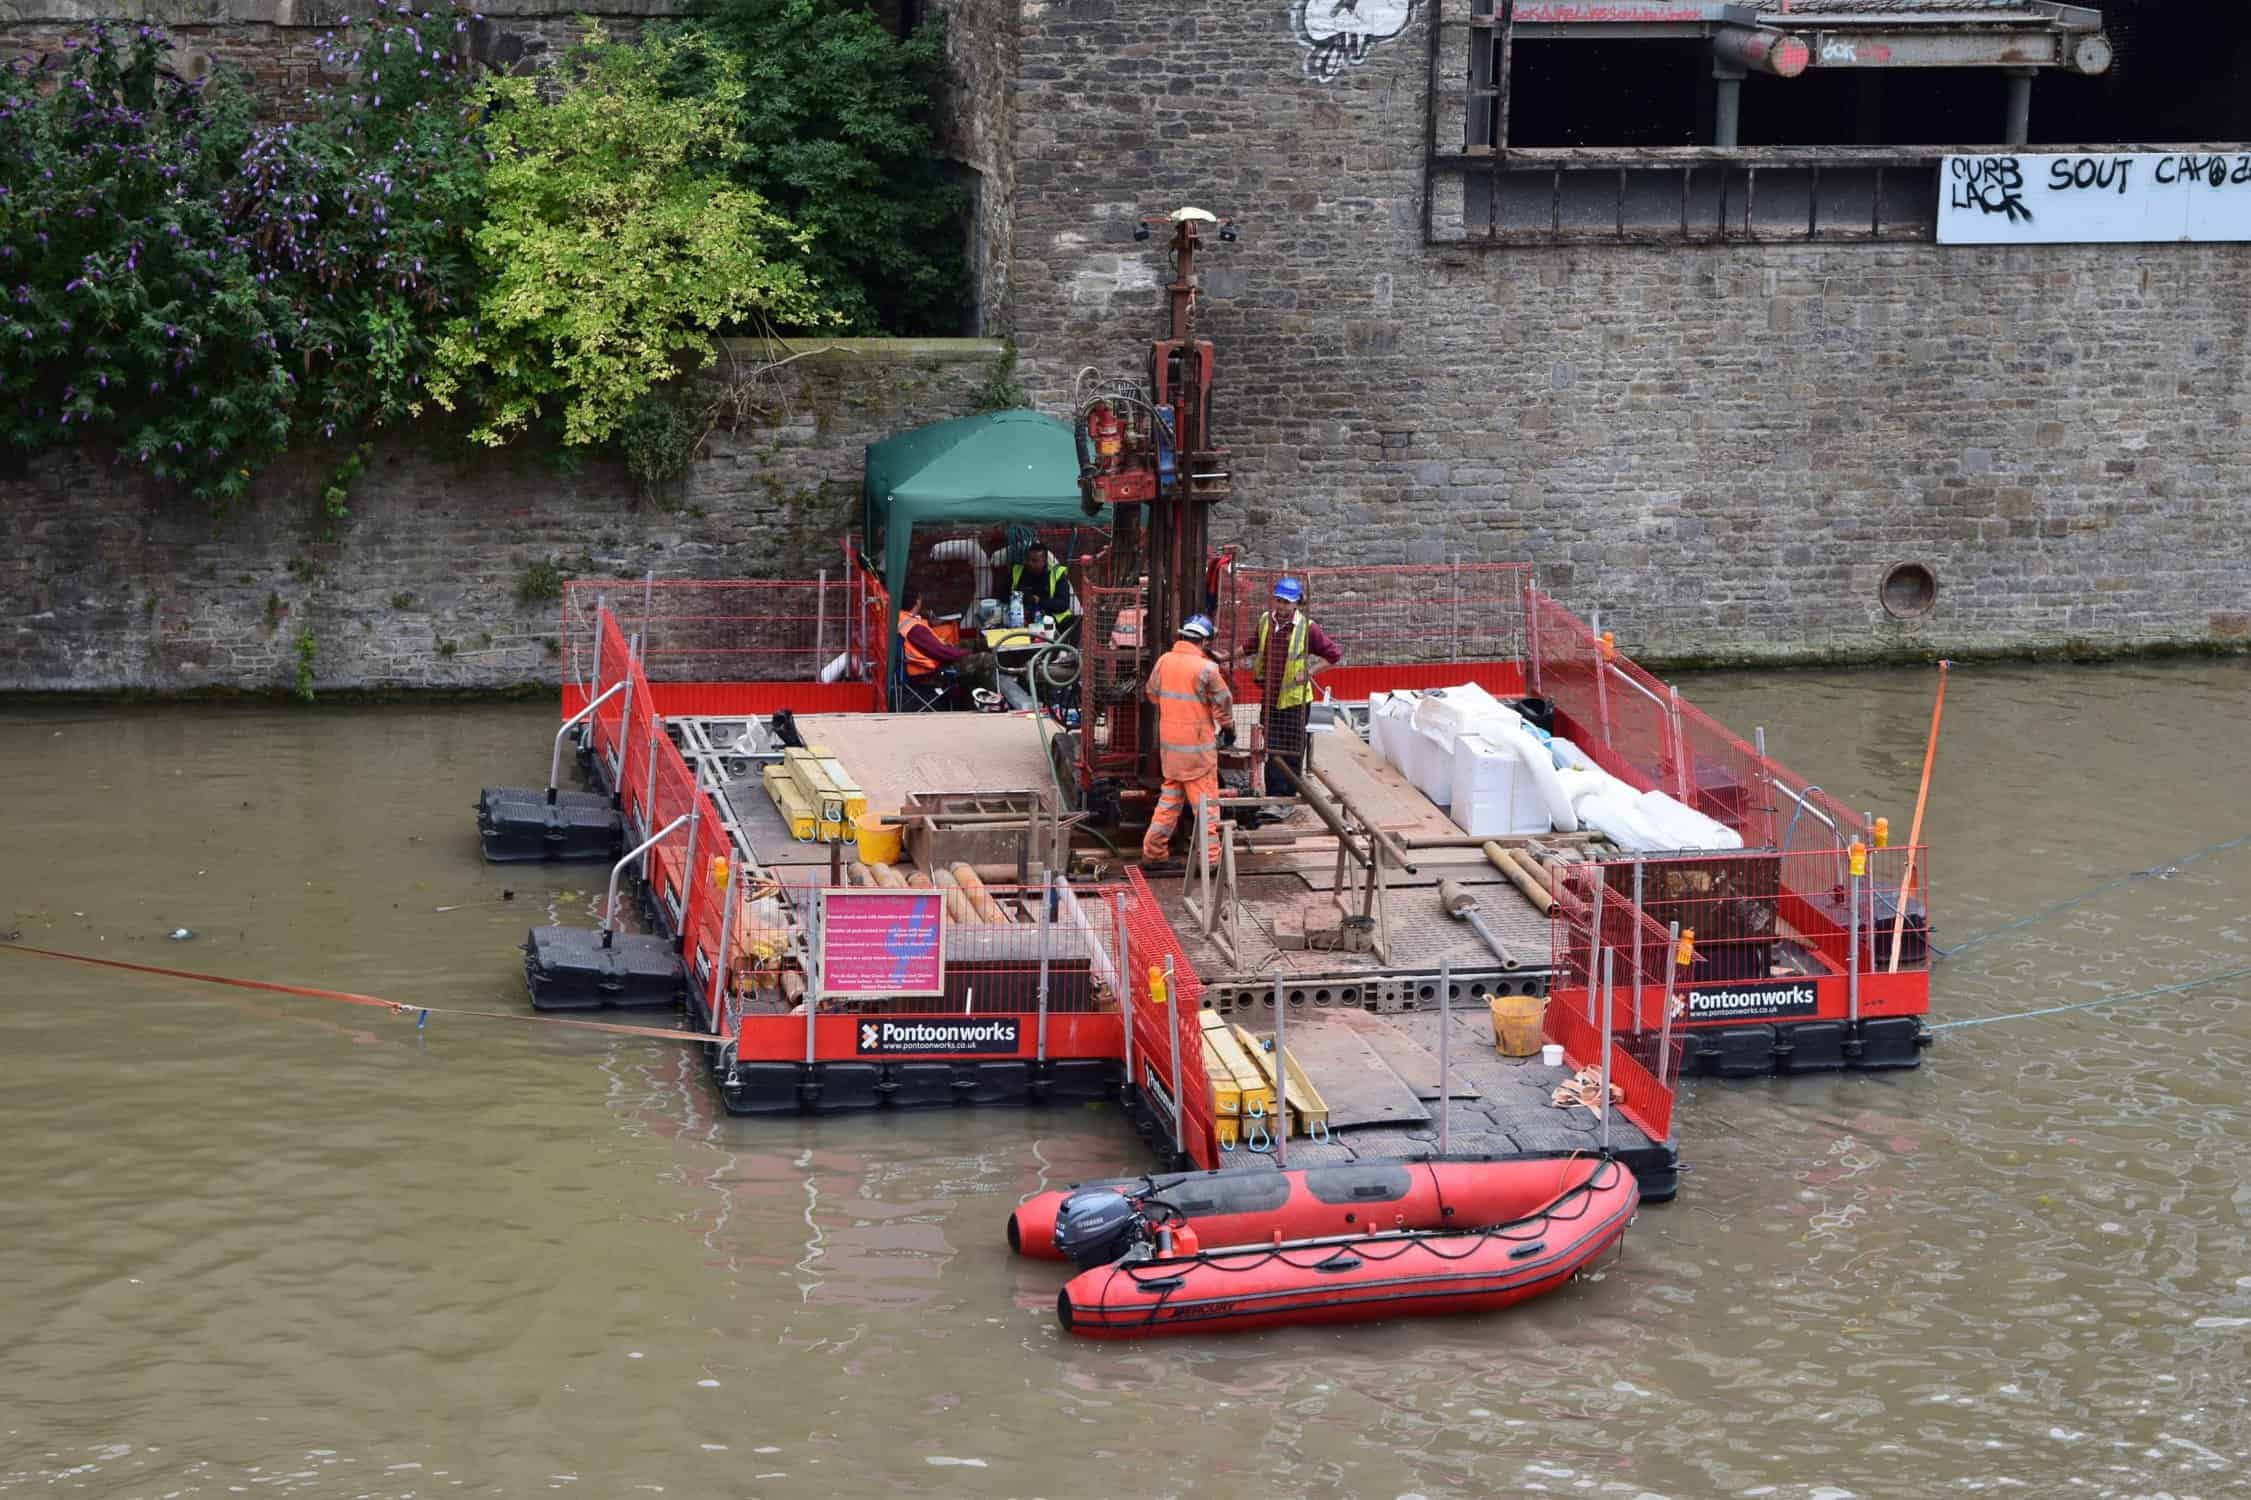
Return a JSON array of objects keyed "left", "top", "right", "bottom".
[{"left": 1240, "top": 576, "right": 1342, "bottom": 796}]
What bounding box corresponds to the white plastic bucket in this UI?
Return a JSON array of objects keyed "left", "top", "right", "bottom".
[{"left": 1540, "top": 1042, "right": 1565, "bottom": 1068}]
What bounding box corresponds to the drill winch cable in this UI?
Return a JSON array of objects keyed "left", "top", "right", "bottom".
[{"left": 0, "top": 941, "right": 727, "bottom": 1046}]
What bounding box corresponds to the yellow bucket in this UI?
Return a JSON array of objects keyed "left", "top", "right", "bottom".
[
  {"left": 854, "top": 815, "right": 902, "bottom": 866},
  {"left": 1489, "top": 993, "right": 1547, "bottom": 1058}
]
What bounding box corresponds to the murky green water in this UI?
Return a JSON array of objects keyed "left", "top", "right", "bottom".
[{"left": 4, "top": 663, "right": 2249, "bottom": 1498}]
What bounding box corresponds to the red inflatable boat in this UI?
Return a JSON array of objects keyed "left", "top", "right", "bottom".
[
  {"left": 1036, "top": 1156, "right": 1638, "bottom": 1338},
  {"left": 1011, "top": 1156, "right": 1610, "bottom": 1260}
]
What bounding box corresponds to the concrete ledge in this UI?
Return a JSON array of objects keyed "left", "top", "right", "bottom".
[{"left": 715, "top": 337, "right": 1009, "bottom": 366}]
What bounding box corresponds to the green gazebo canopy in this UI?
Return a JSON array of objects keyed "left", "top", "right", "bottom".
[{"left": 861, "top": 410, "right": 1089, "bottom": 608}]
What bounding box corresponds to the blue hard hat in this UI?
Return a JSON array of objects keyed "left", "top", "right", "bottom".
[
  {"left": 1179, "top": 613, "right": 1216, "bottom": 641},
  {"left": 1272, "top": 577, "right": 1304, "bottom": 603}
]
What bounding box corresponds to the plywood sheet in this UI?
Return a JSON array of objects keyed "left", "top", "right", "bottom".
[
  {"left": 1333, "top": 1009, "right": 1482, "bottom": 1100},
  {"left": 1249, "top": 1017, "right": 1430, "bottom": 1130},
  {"left": 1305, "top": 728, "right": 1459, "bottom": 841},
  {"left": 791, "top": 711, "right": 1059, "bottom": 816}
]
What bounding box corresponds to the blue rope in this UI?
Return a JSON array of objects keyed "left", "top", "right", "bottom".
[
  {"left": 1928, "top": 962, "right": 2251, "bottom": 1032},
  {"left": 1935, "top": 831, "right": 2251, "bottom": 960}
]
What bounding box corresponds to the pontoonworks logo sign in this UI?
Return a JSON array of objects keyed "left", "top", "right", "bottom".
[
  {"left": 1682, "top": 981, "right": 1821, "bottom": 1023},
  {"left": 855, "top": 1017, "right": 1022, "bottom": 1056}
]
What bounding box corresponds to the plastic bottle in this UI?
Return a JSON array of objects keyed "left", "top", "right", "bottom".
[{"left": 1009, "top": 593, "right": 1025, "bottom": 628}]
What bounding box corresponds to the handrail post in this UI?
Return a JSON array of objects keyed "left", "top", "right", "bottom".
[
  {"left": 1035, "top": 873, "right": 1053, "bottom": 1065},
  {"left": 1660, "top": 920, "right": 1681, "bottom": 1092},
  {"left": 1114, "top": 889, "right": 1135, "bottom": 1090},
  {"left": 815, "top": 568, "right": 829, "bottom": 681},
  {"left": 1630, "top": 859, "right": 1645, "bottom": 1037},
  {"left": 710, "top": 852, "right": 739, "bottom": 1032},
  {"left": 1272, "top": 969, "right": 1289, "bottom": 1169},
  {"left": 611, "top": 632, "right": 639, "bottom": 794},
  {"left": 1668, "top": 684, "right": 1693, "bottom": 803},
  {"left": 549, "top": 680, "right": 624, "bottom": 802},
  {"left": 1847, "top": 857, "right": 1862, "bottom": 1026},
  {"left": 640, "top": 713, "right": 662, "bottom": 847},
  {"left": 1586, "top": 869, "right": 1606, "bottom": 1024},
  {"left": 1523, "top": 574, "right": 1544, "bottom": 694},
  {"left": 1598, "top": 947, "right": 1615, "bottom": 1154},
  {"left": 1165, "top": 954, "right": 1185, "bottom": 1162},
  {"left": 1753, "top": 726, "right": 1774, "bottom": 848},
  {"left": 602, "top": 812, "right": 691, "bottom": 945},
  {"left": 678, "top": 797, "right": 700, "bottom": 925},
  {"left": 805, "top": 888, "right": 823, "bottom": 1065}
]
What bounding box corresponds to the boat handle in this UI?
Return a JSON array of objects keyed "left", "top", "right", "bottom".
[
  {"left": 1314, "top": 1254, "right": 1363, "bottom": 1274},
  {"left": 1507, "top": 1241, "right": 1547, "bottom": 1261}
]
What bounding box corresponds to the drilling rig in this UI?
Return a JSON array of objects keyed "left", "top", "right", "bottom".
[{"left": 1072, "top": 207, "right": 1238, "bottom": 825}]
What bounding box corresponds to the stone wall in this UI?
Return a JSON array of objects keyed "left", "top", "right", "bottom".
[
  {"left": 0, "top": 340, "right": 1006, "bottom": 693},
  {"left": 931, "top": 0, "right": 1018, "bottom": 333},
  {"left": 1001, "top": 2, "right": 2251, "bottom": 664}
]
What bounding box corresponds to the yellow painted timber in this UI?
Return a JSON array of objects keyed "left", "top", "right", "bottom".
[
  {"left": 1230, "top": 1022, "right": 1330, "bottom": 1136},
  {"left": 760, "top": 764, "right": 819, "bottom": 842},
  {"left": 1198, "top": 1008, "right": 1273, "bottom": 1122}
]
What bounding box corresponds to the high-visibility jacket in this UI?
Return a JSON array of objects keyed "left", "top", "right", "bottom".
[
  {"left": 898, "top": 609, "right": 943, "bottom": 678},
  {"left": 1145, "top": 640, "right": 1234, "bottom": 780},
  {"left": 1011, "top": 560, "right": 1073, "bottom": 625},
  {"left": 1256, "top": 610, "right": 1315, "bottom": 711}
]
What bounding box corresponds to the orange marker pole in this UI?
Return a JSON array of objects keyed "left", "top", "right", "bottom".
[{"left": 1888, "top": 660, "right": 1950, "bottom": 973}]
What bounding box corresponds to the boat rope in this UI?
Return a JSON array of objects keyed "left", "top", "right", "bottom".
[
  {"left": 1934, "top": 831, "right": 2251, "bottom": 960},
  {"left": 0, "top": 941, "right": 728, "bottom": 1047},
  {"left": 1119, "top": 1158, "right": 1626, "bottom": 1287},
  {"left": 1926, "top": 961, "right": 2251, "bottom": 1033}
]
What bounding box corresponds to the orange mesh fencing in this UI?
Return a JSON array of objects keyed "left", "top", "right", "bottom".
[{"left": 1542, "top": 994, "right": 1675, "bottom": 1143}]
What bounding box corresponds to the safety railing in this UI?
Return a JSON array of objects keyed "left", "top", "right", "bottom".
[
  {"left": 561, "top": 573, "right": 884, "bottom": 718},
  {"left": 736, "top": 879, "right": 1129, "bottom": 1018},
  {"left": 1222, "top": 562, "right": 1532, "bottom": 702},
  {"left": 1549, "top": 845, "right": 1932, "bottom": 1030},
  {"left": 1542, "top": 996, "right": 1674, "bottom": 1145},
  {"left": 1124, "top": 867, "right": 1221, "bottom": 1171},
  {"left": 1523, "top": 587, "right": 1867, "bottom": 850}
]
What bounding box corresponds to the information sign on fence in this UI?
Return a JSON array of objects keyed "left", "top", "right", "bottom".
[
  {"left": 1938, "top": 153, "right": 2251, "bottom": 245},
  {"left": 818, "top": 890, "right": 946, "bottom": 1000}
]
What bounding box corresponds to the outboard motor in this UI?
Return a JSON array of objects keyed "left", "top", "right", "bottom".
[{"left": 1051, "top": 1188, "right": 1149, "bottom": 1269}]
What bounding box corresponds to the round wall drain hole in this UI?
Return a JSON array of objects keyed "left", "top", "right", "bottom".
[{"left": 1881, "top": 562, "right": 1938, "bottom": 619}]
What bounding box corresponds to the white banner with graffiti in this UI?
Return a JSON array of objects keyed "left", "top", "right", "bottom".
[
  {"left": 1293, "top": 0, "right": 1417, "bottom": 81},
  {"left": 1938, "top": 153, "right": 2251, "bottom": 245}
]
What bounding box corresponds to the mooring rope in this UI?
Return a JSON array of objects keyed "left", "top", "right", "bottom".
[
  {"left": 0, "top": 941, "right": 727, "bottom": 1046},
  {"left": 1927, "top": 961, "right": 2251, "bottom": 1033},
  {"left": 1934, "top": 831, "right": 2251, "bottom": 959}
]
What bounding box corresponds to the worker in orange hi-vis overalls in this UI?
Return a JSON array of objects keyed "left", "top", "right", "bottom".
[{"left": 1141, "top": 614, "right": 1235, "bottom": 867}]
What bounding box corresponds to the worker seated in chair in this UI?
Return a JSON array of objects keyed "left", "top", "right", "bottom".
[
  {"left": 1010, "top": 543, "right": 1078, "bottom": 645},
  {"left": 897, "top": 590, "right": 995, "bottom": 710}
]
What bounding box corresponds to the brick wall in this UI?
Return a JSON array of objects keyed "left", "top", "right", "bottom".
[
  {"left": 0, "top": 340, "right": 1006, "bottom": 693},
  {"left": 1001, "top": 3, "right": 2251, "bottom": 665}
]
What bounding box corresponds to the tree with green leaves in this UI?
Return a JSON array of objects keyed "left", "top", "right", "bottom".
[
  {"left": 686, "top": 0, "right": 969, "bottom": 336},
  {"left": 427, "top": 26, "right": 832, "bottom": 448}
]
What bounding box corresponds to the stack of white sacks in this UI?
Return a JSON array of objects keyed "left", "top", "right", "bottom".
[{"left": 1360, "top": 684, "right": 1742, "bottom": 852}]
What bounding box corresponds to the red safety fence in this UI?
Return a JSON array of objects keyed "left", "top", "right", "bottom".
[
  {"left": 1522, "top": 588, "right": 1870, "bottom": 851},
  {"left": 1549, "top": 846, "right": 1932, "bottom": 1030},
  {"left": 1542, "top": 994, "right": 1675, "bottom": 1143},
  {"left": 1223, "top": 563, "right": 1532, "bottom": 703},
  {"left": 1124, "top": 867, "right": 1220, "bottom": 1170},
  {"left": 561, "top": 575, "right": 883, "bottom": 719}
]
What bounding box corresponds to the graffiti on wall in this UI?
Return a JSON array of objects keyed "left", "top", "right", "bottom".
[{"left": 1292, "top": 0, "right": 1417, "bottom": 81}]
